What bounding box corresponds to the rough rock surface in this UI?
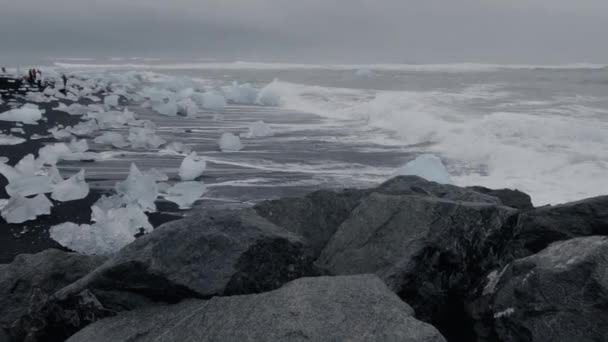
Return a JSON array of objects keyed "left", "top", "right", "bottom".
[
  {"left": 67, "top": 275, "right": 447, "bottom": 342},
  {"left": 0, "top": 249, "right": 106, "bottom": 327},
  {"left": 56, "top": 208, "right": 318, "bottom": 309},
  {"left": 467, "top": 186, "right": 533, "bottom": 210},
  {"left": 469, "top": 236, "right": 608, "bottom": 342},
  {"left": 316, "top": 192, "right": 518, "bottom": 339},
  {"left": 504, "top": 196, "right": 608, "bottom": 261},
  {"left": 254, "top": 188, "right": 368, "bottom": 255},
  {"left": 376, "top": 176, "right": 503, "bottom": 204}
]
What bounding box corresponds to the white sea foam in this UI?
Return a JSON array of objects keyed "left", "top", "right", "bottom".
[
  {"left": 54, "top": 61, "right": 608, "bottom": 72},
  {"left": 266, "top": 80, "right": 608, "bottom": 205}
]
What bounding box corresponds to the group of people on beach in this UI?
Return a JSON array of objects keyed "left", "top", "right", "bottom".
[{"left": 27, "top": 68, "right": 42, "bottom": 84}]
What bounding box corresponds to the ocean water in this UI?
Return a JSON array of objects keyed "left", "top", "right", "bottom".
[{"left": 42, "top": 60, "right": 608, "bottom": 205}]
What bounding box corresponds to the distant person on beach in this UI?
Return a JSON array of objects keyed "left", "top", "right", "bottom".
[
  {"left": 1, "top": 67, "right": 5, "bottom": 73},
  {"left": 62, "top": 74, "right": 68, "bottom": 89}
]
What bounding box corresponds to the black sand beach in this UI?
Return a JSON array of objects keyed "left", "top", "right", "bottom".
[{"left": 0, "top": 76, "right": 180, "bottom": 263}]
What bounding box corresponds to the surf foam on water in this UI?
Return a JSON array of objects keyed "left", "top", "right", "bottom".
[{"left": 263, "top": 80, "right": 608, "bottom": 205}]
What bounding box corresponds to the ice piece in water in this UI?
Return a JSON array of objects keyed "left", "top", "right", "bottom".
[
  {"left": 37, "top": 143, "right": 71, "bottom": 165},
  {"left": 115, "top": 163, "right": 158, "bottom": 212},
  {"left": 393, "top": 154, "right": 452, "bottom": 184},
  {"left": 201, "top": 92, "right": 226, "bottom": 111},
  {"left": 177, "top": 98, "right": 198, "bottom": 116},
  {"left": 163, "top": 141, "right": 192, "bottom": 155},
  {"left": 178, "top": 152, "right": 206, "bottom": 181},
  {"left": 1, "top": 194, "right": 53, "bottom": 224},
  {"left": 6, "top": 175, "right": 54, "bottom": 197},
  {"left": 94, "top": 132, "right": 129, "bottom": 148},
  {"left": 128, "top": 127, "right": 166, "bottom": 149},
  {"left": 104, "top": 95, "right": 120, "bottom": 108},
  {"left": 218, "top": 132, "right": 243, "bottom": 152},
  {"left": 69, "top": 139, "right": 89, "bottom": 153},
  {"left": 0, "top": 105, "right": 42, "bottom": 124},
  {"left": 164, "top": 181, "right": 206, "bottom": 209},
  {"left": 225, "top": 82, "right": 258, "bottom": 104},
  {"left": 257, "top": 81, "right": 282, "bottom": 106},
  {"left": 153, "top": 101, "right": 178, "bottom": 116},
  {"left": 355, "top": 68, "right": 374, "bottom": 77},
  {"left": 50, "top": 205, "right": 152, "bottom": 255},
  {"left": 144, "top": 168, "right": 169, "bottom": 182},
  {"left": 51, "top": 169, "right": 90, "bottom": 202},
  {"left": 244, "top": 121, "right": 273, "bottom": 138},
  {"left": 0, "top": 134, "right": 25, "bottom": 145}
]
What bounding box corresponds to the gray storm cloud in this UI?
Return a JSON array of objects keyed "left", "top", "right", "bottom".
[{"left": 1, "top": 0, "right": 607, "bottom": 63}]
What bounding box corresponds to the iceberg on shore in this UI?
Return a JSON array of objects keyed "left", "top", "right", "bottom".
[
  {"left": 393, "top": 154, "right": 452, "bottom": 184},
  {"left": 218, "top": 132, "right": 243, "bottom": 152}
]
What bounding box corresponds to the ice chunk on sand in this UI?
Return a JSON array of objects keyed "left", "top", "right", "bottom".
[
  {"left": 43, "top": 87, "right": 57, "bottom": 97},
  {"left": 0, "top": 162, "right": 21, "bottom": 183},
  {"left": 47, "top": 165, "right": 64, "bottom": 184},
  {"left": 37, "top": 143, "right": 71, "bottom": 165},
  {"left": 93, "top": 194, "right": 126, "bottom": 212},
  {"left": 54, "top": 103, "right": 89, "bottom": 115},
  {"left": 6, "top": 176, "right": 54, "bottom": 197},
  {"left": 50, "top": 205, "right": 152, "bottom": 255},
  {"left": 88, "top": 108, "right": 135, "bottom": 129},
  {"left": 48, "top": 127, "right": 73, "bottom": 140},
  {"left": 69, "top": 139, "right": 89, "bottom": 153},
  {"left": 104, "top": 95, "right": 120, "bottom": 108},
  {"left": 0, "top": 105, "right": 42, "bottom": 124},
  {"left": 178, "top": 153, "right": 206, "bottom": 181},
  {"left": 393, "top": 154, "right": 452, "bottom": 184},
  {"left": 115, "top": 163, "right": 158, "bottom": 212},
  {"left": 51, "top": 169, "right": 90, "bottom": 202},
  {"left": 67, "top": 120, "right": 99, "bottom": 136},
  {"left": 128, "top": 127, "right": 166, "bottom": 149},
  {"left": 0, "top": 134, "right": 25, "bottom": 145},
  {"left": 15, "top": 154, "right": 37, "bottom": 176},
  {"left": 144, "top": 168, "right": 169, "bottom": 182},
  {"left": 218, "top": 132, "right": 243, "bottom": 152},
  {"left": 1, "top": 194, "right": 53, "bottom": 224},
  {"left": 164, "top": 181, "right": 206, "bottom": 209},
  {"left": 94, "top": 132, "right": 129, "bottom": 148},
  {"left": 201, "top": 92, "right": 226, "bottom": 111},
  {"left": 244, "top": 121, "right": 273, "bottom": 138},
  {"left": 153, "top": 101, "right": 178, "bottom": 116}
]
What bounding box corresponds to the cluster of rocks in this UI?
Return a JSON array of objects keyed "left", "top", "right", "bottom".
[{"left": 1, "top": 175, "right": 607, "bottom": 342}]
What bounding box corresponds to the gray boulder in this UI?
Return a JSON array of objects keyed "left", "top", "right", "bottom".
[
  {"left": 254, "top": 188, "right": 369, "bottom": 255},
  {"left": 67, "top": 275, "right": 446, "bottom": 342},
  {"left": 56, "top": 208, "right": 318, "bottom": 309},
  {"left": 469, "top": 236, "right": 608, "bottom": 342},
  {"left": 0, "top": 249, "right": 106, "bottom": 328},
  {"left": 316, "top": 193, "right": 518, "bottom": 336},
  {"left": 376, "top": 176, "right": 504, "bottom": 204},
  {"left": 467, "top": 186, "right": 533, "bottom": 210},
  {"left": 503, "top": 195, "right": 608, "bottom": 261}
]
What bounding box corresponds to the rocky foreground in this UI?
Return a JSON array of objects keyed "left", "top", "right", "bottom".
[{"left": 1, "top": 175, "right": 607, "bottom": 342}]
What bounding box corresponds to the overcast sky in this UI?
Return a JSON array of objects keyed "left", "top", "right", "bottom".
[{"left": 1, "top": 0, "right": 607, "bottom": 63}]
